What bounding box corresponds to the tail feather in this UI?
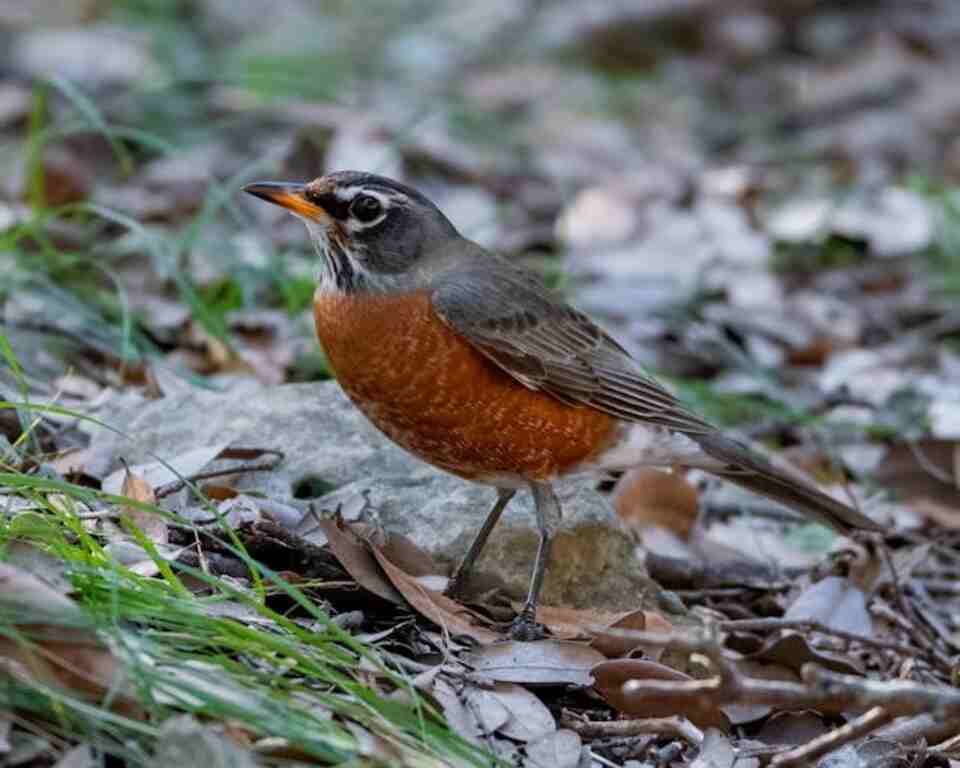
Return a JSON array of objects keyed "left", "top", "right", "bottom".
[{"left": 693, "top": 431, "right": 882, "bottom": 535}]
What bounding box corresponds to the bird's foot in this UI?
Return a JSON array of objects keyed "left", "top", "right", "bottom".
[
  {"left": 509, "top": 609, "right": 546, "bottom": 641},
  {"left": 443, "top": 571, "right": 467, "bottom": 600}
]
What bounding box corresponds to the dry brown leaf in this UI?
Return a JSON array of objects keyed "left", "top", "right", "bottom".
[
  {"left": 0, "top": 563, "right": 139, "bottom": 717},
  {"left": 370, "top": 546, "right": 499, "bottom": 644},
  {"left": 875, "top": 439, "right": 960, "bottom": 508},
  {"left": 596, "top": 609, "right": 673, "bottom": 659},
  {"left": 754, "top": 711, "right": 830, "bottom": 747},
  {"left": 375, "top": 530, "right": 444, "bottom": 578},
  {"left": 465, "top": 640, "right": 604, "bottom": 685},
  {"left": 527, "top": 605, "right": 673, "bottom": 659},
  {"left": 120, "top": 465, "right": 167, "bottom": 544},
  {"left": 613, "top": 468, "right": 700, "bottom": 540},
  {"left": 201, "top": 484, "right": 239, "bottom": 501},
  {"left": 907, "top": 497, "right": 960, "bottom": 528},
  {"left": 591, "top": 658, "right": 730, "bottom": 729},
  {"left": 313, "top": 519, "right": 403, "bottom": 605},
  {"left": 748, "top": 632, "right": 863, "bottom": 676},
  {"left": 102, "top": 444, "right": 229, "bottom": 497}
]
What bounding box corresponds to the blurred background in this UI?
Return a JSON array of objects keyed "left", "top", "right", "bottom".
[{"left": 1, "top": 0, "right": 959, "bottom": 446}]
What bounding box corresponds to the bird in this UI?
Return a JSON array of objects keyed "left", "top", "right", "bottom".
[{"left": 244, "top": 171, "right": 882, "bottom": 640}]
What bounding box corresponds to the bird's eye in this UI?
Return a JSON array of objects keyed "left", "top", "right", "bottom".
[{"left": 350, "top": 194, "right": 383, "bottom": 223}]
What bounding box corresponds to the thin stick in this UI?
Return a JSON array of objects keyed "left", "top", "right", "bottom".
[
  {"left": 771, "top": 707, "right": 893, "bottom": 767},
  {"left": 560, "top": 710, "right": 703, "bottom": 745}
]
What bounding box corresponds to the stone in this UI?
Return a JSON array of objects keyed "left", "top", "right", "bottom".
[
  {"left": 85, "top": 382, "right": 655, "bottom": 611},
  {"left": 13, "top": 24, "right": 157, "bottom": 89}
]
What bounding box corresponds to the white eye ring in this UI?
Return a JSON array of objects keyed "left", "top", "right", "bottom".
[{"left": 350, "top": 194, "right": 383, "bottom": 223}]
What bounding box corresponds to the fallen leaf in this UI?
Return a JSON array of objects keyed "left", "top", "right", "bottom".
[
  {"left": 784, "top": 576, "right": 873, "bottom": 638},
  {"left": 749, "top": 632, "right": 863, "bottom": 676},
  {"left": 429, "top": 678, "right": 482, "bottom": 746},
  {"left": 597, "top": 609, "right": 673, "bottom": 660},
  {"left": 375, "top": 530, "right": 444, "bottom": 578},
  {"left": 465, "top": 640, "right": 604, "bottom": 686},
  {"left": 468, "top": 682, "right": 555, "bottom": 742},
  {"left": 313, "top": 519, "right": 403, "bottom": 605},
  {"left": 102, "top": 444, "right": 229, "bottom": 496},
  {"left": 522, "top": 729, "right": 582, "bottom": 768},
  {"left": 462, "top": 685, "right": 510, "bottom": 735},
  {"left": 690, "top": 728, "right": 735, "bottom": 768},
  {"left": 0, "top": 563, "right": 138, "bottom": 716},
  {"left": 120, "top": 464, "right": 167, "bottom": 544},
  {"left": 371, "top": 546, "right": 499, "bottom": 644},
  {"left": 528, "top": 605, "right": 672, "bottom": 659},
  {"left": 613, "top": 467, "right": 700, "bottom": 539},
  {"left": 591, "top": 659, "right": 730, "bottom": 729},
  {"left": 754, "top": 711, "right": 830, "bottom": 747}
]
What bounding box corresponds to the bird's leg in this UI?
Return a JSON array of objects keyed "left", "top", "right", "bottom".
[
  {"left": 510, "top": 482, "right": 560, "bottom": 641},
  {"left": 445, "top": 488, "right": 516, "bottom": 599}
]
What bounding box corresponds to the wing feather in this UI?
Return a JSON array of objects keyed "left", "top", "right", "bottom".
[{"left": 430, "top": 262, "right": 715, "bottom": 435}]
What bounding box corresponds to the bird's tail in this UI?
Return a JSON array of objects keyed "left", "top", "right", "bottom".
[{"left": 692, "top": 431, "right": 882, "bottom": 535}]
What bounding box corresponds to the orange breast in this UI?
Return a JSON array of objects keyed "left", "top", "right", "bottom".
[{"left": 313, "top": 290, "right": 617, "bottom": 482}]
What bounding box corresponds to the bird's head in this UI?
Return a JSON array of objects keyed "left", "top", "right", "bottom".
[{"left": 244, "top": 171, "right": 459, "bottom": 292}]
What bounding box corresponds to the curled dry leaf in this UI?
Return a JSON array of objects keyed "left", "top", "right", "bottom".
[
  {"left": 465, "top": 640, "right": 604, "bottom": 686},
  {"left": 370, "top": 546, "right": 499, "bottom": 644},
  {"left": 313, "top": 519, "right": 403, "bottom": 605},
  {"left": 376, "top": 531, "right": 444, "bottom": 578},
  {"left": 120, "top": 464, "right": 167, "bottom": 544},
  {"left": 591, "top": 659, "right": 730, "bottom": 730},
  {"left": 613, "top": 467, "right": 700, "bottom": 540}
]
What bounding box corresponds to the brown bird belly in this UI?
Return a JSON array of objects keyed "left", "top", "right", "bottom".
[{"left": 313, "top": 290, "right": 617, "bottom": 483}]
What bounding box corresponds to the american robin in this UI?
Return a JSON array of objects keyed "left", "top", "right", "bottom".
[{"left": 244, "top": 171, "right": 881, "bottom": 640}]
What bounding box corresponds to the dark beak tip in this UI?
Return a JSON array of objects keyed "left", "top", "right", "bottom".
[
  {"left": 243, "top": 181, "right": 275, "bottom": 199},
  {"left": 242, "top": 181, "right": 307, "bottom": 201}
]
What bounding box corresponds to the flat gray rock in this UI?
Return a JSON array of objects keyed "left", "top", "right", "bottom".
[{"left": 87, "top": 381, "right": 655, "bottom": 610}]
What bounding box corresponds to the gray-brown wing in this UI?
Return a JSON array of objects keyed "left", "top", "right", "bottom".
[{"left": 430, "top": 262, "right": 715, "bottom": 435}]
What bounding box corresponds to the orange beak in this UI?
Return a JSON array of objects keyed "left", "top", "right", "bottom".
[{"left": 243, "top": 181, "right": 327, "bottom": 220}]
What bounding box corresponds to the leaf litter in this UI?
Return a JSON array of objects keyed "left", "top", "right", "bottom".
[{"left": 5, "top": 1, "right": 960, "bottom": 766}]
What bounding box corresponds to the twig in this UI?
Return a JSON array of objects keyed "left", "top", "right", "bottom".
[
  {"left": 877, "top": 713, "right": 960, "bottom": 747},
  {"left": 719, "top": 618, "right": 934, "bottom": 663},
  {"left": 560, "top": 710, "right": 703, "bottom": 745},
  {"left": 587, "top": 630, "right": 960, "bottom": 763},
  {"left": 155, "top": 448, "right": 285, "bottom": 498},
  {"left": 770, "top": 707, "right": 894, "bottom": 767}
]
